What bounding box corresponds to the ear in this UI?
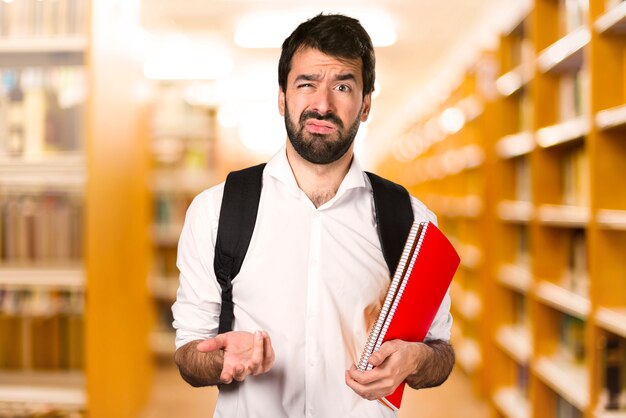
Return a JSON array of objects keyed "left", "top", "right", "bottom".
[
  {"left": 360, "top": 93, "right": 372, "bottom": 122},
  {"left": 278, "top": 87, "right": 286, "bottom": 116}
]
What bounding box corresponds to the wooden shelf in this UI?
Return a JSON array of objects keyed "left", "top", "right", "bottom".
[
  {"left": 596, "top": 104, "right": 626, "bottom": 130},
  {"left": 595, "top": 2, "right": 626, "bottom": 35},
  {"left": 0, "top": 266, "right": 84, "bottom": 289},
  {"left": 151, "top": 224, "right": 183, "bottom": 246},
  {"left": 533, "top": 357, "right": 589, "bottom": 411},
  {"left": 534, "top": 281, "right": 591, "bottom": 319},
  {"left": 458, "top": 243, "right": 482, "bottom": 269},
  {"left": 152, "top": 168, "right": 215, "bottom": 194},
  {"left": 495, "top": 325, "right": 532, "bottom": 363},
  {"left": 150, "top": 330, "right": 176, "bottom": 356},
  {"left": 595, "top": 307, "right": 626, "bottom": 338},
  {"left": 596, "top": 209, "right": 626, "bottom": 230},
  {"left": 457, "top": 289, "right": 482, "bottom": 321},
  {"left": 0, "top": 37, "right": 87, "bottom": 54},
  {"left": 378, "top": 3, "right": 626, "bottom": 415},
  {"left": 537, "top": 204, "right": 590, "bottom": 227},
  {"left": 457, "top": 338, "right": 482, "bottom": 374},
  {"left": 595, "top": 410, "right": 626, "bottom": 418},
  {"left": 0, "top": 154, "right": 86, "bottom": 190},
  {"left": 498, "top": 200, "right": 534, "bottom": 223},
  {"left": 150, "top": 276, "right": 179, "bottom": 300},
  {"left": 460, "top": 195, "right": 483, "bottom": 219},
  {"left": 492, "top": 387, "right": 531, "bottom": 418},
  {"left": 0, "top": 371, "right": 85, "bottom": 409},
  {"left": 536, "top": 117, "right": 589, "bottom": 148},
  {"left": 497, "top": 264, "right": 532, "bottom": 293},
  {"left": 437, "top": 195, "right": 483, "bottom": 219},
  {"left": 0, "top": 4, "right": 153, "bottom": 418},
  {"left": 496, "top": 65, "right": 533, "bottom": 97},
  {"left": 537, "top": 27, "right": 590, "bottom": 73},
  {"left": 496, "top": 132, "right": 535, "bottom": 159}
]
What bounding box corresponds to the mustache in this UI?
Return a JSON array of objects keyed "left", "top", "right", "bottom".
[{"left": 299, "top": 110, "right": 344, "bottom": 129}]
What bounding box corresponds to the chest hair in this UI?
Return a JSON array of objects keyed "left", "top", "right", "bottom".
[{"left": 308, "top": 190, "right": 336, "bottom": 208}]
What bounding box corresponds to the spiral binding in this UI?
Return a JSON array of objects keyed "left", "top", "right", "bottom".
[{"left": 357, "top": 221, "right": 429, "bottom": 371}]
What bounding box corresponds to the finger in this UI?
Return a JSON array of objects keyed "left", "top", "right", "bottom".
[
  {"left": 345, "top": 368, "right": 377, "bottom": 401},
  {"left": 261, "top": 331, "right": 275, "bottom": 371},
  {"left": 248, "top": 331, "right": 264, "bottom": 375},
  {"left": 369, "top": 341, "right": 396, "bottom": 366},
  {"left": 197, "top": 335, "right": 226, "bottom": 353},
  {"left": 220, "top": 367, "right": 233, "bottom": 384},
  {"left": 347, "top": 364, "right": 379, "bottom": 385},
  {"left": 233, "top": 363, "right": 247, "bottom": 382}
]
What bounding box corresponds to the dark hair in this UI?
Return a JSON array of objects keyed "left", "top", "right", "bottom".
[{"left": 278, "top": 13, "right": 376, "bottom": 98}]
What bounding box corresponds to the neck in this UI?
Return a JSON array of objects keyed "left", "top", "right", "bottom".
[{"left": 285, "top": 141, "right": 353, "bottom": 208}]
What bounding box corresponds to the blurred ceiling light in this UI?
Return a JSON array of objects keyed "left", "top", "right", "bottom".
[
  {"left": 184, "top": 83, "right": 220, "bottom": 107},
  {"left": 235, "top": 8, "right": 396, "bottom": 48},
  {"left": 424, "top": 117, "right": 444, "bottom": 144},
  {"left": 439, "top": 107, "right": 465, "bottom": 134},
  {"left": 144, "top": 34, "right": 233, "bottom": 80},
  {"left": 216, "top": 67, "right": 277, "bottom": 102},
  {"left": 217, "top": 103, "right": 240, "bottom": 128}
]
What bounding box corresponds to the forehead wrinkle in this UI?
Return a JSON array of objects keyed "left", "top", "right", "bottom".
[
  {"left": 294, "top": 73, "right": 321, "bottom": 82},
  {"left": 294, "top": 73, "right": 357, "bottom": 83}
]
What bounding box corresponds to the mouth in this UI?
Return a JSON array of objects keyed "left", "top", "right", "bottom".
[{"left": 304, "top": 119, "right": 337, "bottom": 134}]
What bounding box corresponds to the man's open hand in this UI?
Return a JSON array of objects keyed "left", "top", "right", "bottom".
[{"left": 197, "top": 330, "right": 275, "bottom": 384}]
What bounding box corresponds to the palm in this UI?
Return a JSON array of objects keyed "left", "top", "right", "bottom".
[
  {"left": 197, "top": 330, "right": 274, "bottom": 383},
  {"left": 222, "top": 331, "right": 255, "bottom": 365}
]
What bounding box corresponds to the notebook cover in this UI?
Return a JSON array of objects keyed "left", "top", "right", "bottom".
[{"left": 370, "top": 221, "right": 460, "bottom": 410}]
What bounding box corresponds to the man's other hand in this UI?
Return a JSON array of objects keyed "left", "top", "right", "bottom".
[{"left": 197, "top": 330, "right": 275, "bottom": 384}]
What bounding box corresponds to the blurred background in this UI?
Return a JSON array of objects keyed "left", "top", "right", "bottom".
[{"left": 1, "top": 0, "right": 626, "bottom": 417}]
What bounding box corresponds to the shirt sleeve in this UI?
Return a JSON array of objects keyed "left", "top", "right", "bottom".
[
  {"left": 409, "top": 196, "right": 454, "bottom": 342},
  {"left": 171, "top": 185, "right": 225, "bottom": 350}
]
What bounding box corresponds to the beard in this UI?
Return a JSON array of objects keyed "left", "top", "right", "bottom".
[{"left": 284, "top": 103, "right": 362, "bottom": 165}]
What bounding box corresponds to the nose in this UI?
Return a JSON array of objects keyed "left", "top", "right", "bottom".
[{"left": 310, "top": 87, "right": 334, "bottom": 115}]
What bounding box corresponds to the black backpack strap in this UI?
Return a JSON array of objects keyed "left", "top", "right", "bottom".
[
  {"left": 365, "top": 172, "right": 415, "bottom": 275},
  {"left": 214, "top": 163, "right": 266, "bottom": 334}
]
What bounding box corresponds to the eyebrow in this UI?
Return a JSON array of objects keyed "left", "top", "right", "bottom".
[{"left": 294, "top": 73, "right": 357, "bottom": 83}]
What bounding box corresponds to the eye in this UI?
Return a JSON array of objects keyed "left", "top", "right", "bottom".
[
  {"left": 297, "top": 83, "right": 314, "bottom": 89},
  {"left": 335, "top": 84, "right": 351, "bottom": 92}
]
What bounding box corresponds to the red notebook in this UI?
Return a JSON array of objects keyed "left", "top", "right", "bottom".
[{"left": 357, "top": 221, "right": 460, "bottom": 411}]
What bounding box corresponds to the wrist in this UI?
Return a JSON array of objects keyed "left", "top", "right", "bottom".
[{"left": 411, "top": 342, "right": 433, "bottom": 375}]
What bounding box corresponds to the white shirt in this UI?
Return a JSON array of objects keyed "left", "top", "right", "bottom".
[{"left": 173, "top": 147, "right": 452, "bottom": 418}]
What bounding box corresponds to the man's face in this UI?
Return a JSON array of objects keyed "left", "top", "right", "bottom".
[{"left": 278, "top": 47, "right": 371, "bottom": 164}]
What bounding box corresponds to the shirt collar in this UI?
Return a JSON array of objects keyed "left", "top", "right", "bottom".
[{"left": 265, "top": 145, "right": 369, "bottom": 200}]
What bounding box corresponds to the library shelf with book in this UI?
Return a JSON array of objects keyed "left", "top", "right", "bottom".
[
  {"left": 0, "top": 1, "right": 153, "bottom": 417},
  {"left": 148, "top": 82, "right": 219, "bottom": 357},
  {"left": 380, "top": 50, "right": 499, "bottom": 397},
  {"left": 375, "top": 0, "right": 626, "bottom": 416},
  {"left": 590, "top": 0, "right": 626, "bottom": 416}
]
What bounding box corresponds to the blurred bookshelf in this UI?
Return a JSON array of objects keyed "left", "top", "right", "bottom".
[
  {"left": 0, "top": 1, "right": 152, "bottom": 417},
  {"left": 376, "top": 0, "right": 626, "bottom": 416},
  {"left": 148, "top": 83, "right": 219, "bottom": 358}
]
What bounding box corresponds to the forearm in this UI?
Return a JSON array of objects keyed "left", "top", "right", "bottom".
[
  {"left": 405, "top": 340, "right": 455, "bottom": 390},
  {"left": 174, "top": 340, "right": 224, "bottom": 387}
]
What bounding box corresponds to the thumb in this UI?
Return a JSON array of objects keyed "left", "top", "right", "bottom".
[
  {"left": 196, "top": 335, "right": 226, "bottom": 353},
  {"left": 369, "top": 341, "right": 396, "bottom": 366}
]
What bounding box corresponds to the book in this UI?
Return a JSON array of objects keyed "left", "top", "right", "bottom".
[
  {"left": 602, "top": 336, "right": 625, "bottom": 411},
  {"left": 357, "top": 221, "right": 460, "bottom": 410}
]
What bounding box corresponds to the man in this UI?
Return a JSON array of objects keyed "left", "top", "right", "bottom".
[{"left": 172, "top": 13, "right": 454, "bottom": 417}]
